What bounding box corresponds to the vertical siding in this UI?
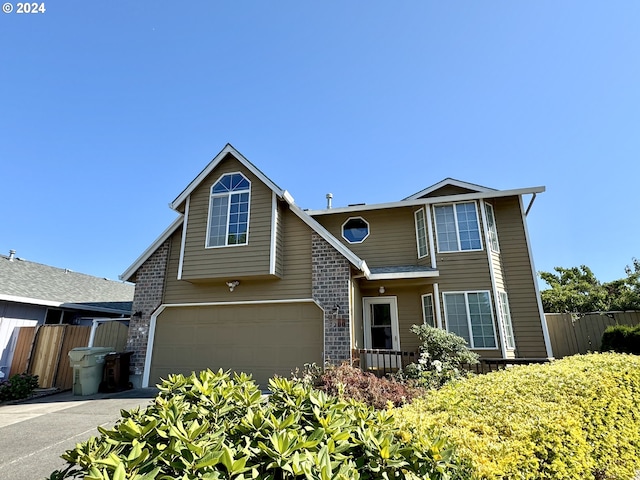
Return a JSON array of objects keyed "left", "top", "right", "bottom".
[
  {"left": 181, "top": 154, "right": 273, "bottom": 280},
  {"left": 164, "top": 208, "right": 314, "bottom": 303},
  {"left": 313, "top": 207, "right": 421, "bottom": 267},
  {"left": 494, "top": 196, "right": 547, "bottom": 357}
]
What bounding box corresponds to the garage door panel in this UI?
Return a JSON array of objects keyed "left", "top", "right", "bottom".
[{"left": 150, "top": 303, "right": 323, "bottom": 388}]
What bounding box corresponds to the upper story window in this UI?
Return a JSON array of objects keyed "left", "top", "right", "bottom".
[
  {"left": 434, "top": 202, "right": 482, "bottom": 252},
  {"left": 414, "top": 208, "right": 428, "bottom": 258},
  {"left": 206, "top": 173, "right": 250, "bottom": 248},
  {"left": 484, "top": 203, "right": 500, "bottom": 253},
  {"left": 342, "top": 217, "right": 369, "bottom": 243}
]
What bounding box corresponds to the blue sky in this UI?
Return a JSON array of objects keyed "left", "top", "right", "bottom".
[{"left": 1, "top": 1, "right": 638, "bottom": 285}]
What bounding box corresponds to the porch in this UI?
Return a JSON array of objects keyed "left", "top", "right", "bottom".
[{"left": 352, "top": 348, "right": 551, "bottom": 377}]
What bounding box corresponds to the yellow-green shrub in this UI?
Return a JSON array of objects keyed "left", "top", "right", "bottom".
[{"left": 395, "top": 353, "right": 640, "bottom": 480}]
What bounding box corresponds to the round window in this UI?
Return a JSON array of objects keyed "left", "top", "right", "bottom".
[{"left": 342, "top": 217, "right": 370, "bottom": 243}]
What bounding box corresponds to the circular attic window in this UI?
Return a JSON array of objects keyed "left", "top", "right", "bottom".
[{"left": 342, "top": 217, "right": 370, "bottom": 243}]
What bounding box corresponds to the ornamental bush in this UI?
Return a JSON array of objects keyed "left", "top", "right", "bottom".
[
  {"left": 396, "top": 353, "right": 640, "bottom": 480},
  {"left": 601, "top": 324, "right": 640, "bottom": 354},
  {"left": 396, "top": 325, "right": 479, "bottom": 389},
  {"left": 48, "top": 369, "right": 471, "bottom": 480},
  {"left": 0, "top": 373, "right": 39, "bottom": 402}
]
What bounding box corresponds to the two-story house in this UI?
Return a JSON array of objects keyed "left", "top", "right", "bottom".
[{"left": 121, "top": 144, "right": 552, "bottom": 388}]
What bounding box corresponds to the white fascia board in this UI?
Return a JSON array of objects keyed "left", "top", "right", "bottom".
[
  {"left": 367, "top": 270, "right": 440, "bottom": 281},
  {"left": 404, "top": 178, "right": 496, "bottom": 201},
  {"left": 0, "top": 294, "right": 62, "bottom": 308},
  {"left": 307, "top": 186, "right": 546, "bottom": 216},
  {"left": 120, "top": 216, "right": 184, "bottom": 282},
  {"left": 284, "top": 198, "right": 369, "bottom": 276},
  {"left": 0, "top": 294, "right": 130, "bottom": 314},
  {"left": 171, "top": 144, "right": 285, "bottom": 211}
]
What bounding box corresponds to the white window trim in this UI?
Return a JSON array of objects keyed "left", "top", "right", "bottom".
[
  {"left": 414, "top": 208, "right": 428, "bottom": 258},
  {"left": 442, "top": 290, "right": 498, "bottom": 350},
  {"left": 205, "top": 171, "right": 251, "bottom": 249},
  {"left": 433, "top": 201, "right": 484, "bottom": 253},
  {"left": 484, "top": 202, "right": 500, "bottom": 253},
  {"left": 362, "top": 296, "right": 400, "bottom": 350},
  {"left": 421, "top": 293, "right": 435, "bottom": 327},
  {"left": 341, "top": 216, "right": 370, "bottom": 244},
  {"left": 498, "top": 290, "right": 516, "bottom": 351}
]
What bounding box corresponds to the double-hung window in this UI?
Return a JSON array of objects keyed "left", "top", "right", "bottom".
[
  {"left": 421, "top": 294, "right": 435, "bottom": 327},
  {"left": 484, "top": 203, "right": 500, "bottom": 253},
  {"left": 443, "top": 291, "right": 497, "bottom": 348},
  {"left": 498, "top": 291, "right": 515, "bottom": 350},
  {"left": 414, "top": 208, "right": 428, "bottom": 258},
  {"left": 206, "top": 173, "right": 250, "bottom": 247},
  {"left": 434, "top": 202, "right": 482, "bottom": 252}
]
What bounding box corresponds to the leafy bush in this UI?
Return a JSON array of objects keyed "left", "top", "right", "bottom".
[
  {"left": 396, "top": 325, "right": 479, "bottom": 389},
  {"left": 308, "top": 363, "right": 423, "bottom": 409},
  {"left": 601, "top": 324, "right": 640, "bottom": 354},
  {"left": 49, "top": 369, "right": 471, "bottom": 480},
  {"left": 396, "top": 353, "right": 640, "bottom": 480},
  {"left": 0, "top": 373, "right": 39, "bottom": 402}
]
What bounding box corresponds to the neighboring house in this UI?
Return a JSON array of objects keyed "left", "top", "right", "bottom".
[
  {"left": 0, "top": 251, "right": 134, "bottom": 377},
  {"left": 121, "top": 144, "right": 553, "bottom": 388}
]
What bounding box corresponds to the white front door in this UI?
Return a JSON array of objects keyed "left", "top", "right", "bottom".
[{"left": 363, "top": 297, "right": 400, "bottom": 350}]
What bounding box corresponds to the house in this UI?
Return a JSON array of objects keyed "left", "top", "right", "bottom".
[
  {"left": 0, "top": 251, "right": 134, "bottom": 378},
  {"left": 121, "top": 144, "right": 553, "bottom": 388}
]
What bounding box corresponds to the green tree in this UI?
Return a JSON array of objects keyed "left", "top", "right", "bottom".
[
  {"left": 540, "top": 259, "right": 640, "bottom": 313},
  {"left": 539, "top": 265, "right": 608, "bottom": 313}
]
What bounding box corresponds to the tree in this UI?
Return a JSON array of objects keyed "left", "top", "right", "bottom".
[{"left": 539, "top": 259, "right": 640, "bottom": 313}]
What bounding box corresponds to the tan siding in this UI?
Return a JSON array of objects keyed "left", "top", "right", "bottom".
[
  {"left": 314, "top": 207, "right": 420, "bottom": 267},
  {"left": 494, "top": 196, "right": 547, "bottom": 357},
  {"left": 423, "top": 185, "right": 478, "bottom": 197},
  {"left": 164, "top": 208, "right": 313, "bottom": 304},
  {"left": 181, "top": 155, "right": 272, "bottom": 280}
]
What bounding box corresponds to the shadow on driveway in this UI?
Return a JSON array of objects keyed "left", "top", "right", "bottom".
[{"left": 0, "top": 388, "right": 158, "bottom": 480}]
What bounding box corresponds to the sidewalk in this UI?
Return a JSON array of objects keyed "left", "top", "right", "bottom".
[{"left": 0, "top": 388, "right": 157, "bottom": 480}]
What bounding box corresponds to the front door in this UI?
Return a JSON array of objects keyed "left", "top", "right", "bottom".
[{"left": 363, "top": 297, "right": 400, "bottom": 350}]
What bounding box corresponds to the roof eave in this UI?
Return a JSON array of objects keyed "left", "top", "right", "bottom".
[{"left": 307, "top": 186, "right": 546, "bottom": 216}]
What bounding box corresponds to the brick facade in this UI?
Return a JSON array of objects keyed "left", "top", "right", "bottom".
[
  {"left": 311, "top": 233, "right": 352, "bottom": 364},
  {"left": 126, "top": 239, "right": 170, "bottom": 386}
]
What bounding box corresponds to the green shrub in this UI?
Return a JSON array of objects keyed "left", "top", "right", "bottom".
[
  {"left": 49, "top": 369, "right": 471, "bottom": 480},
  {"left": 601, "top": 324, "right": 640, "bottom": 354},
  {"left": 396, "top": 353, "right": 640, "bottom": 480},
  {"left": 0, "top": 373, "right": 39, "bottom": 402},
  {"left": 309, "top": 363, "right": 423, "bottom": 409},
  {"left": 396, "top": 325, "right": 479, "bottom": 389}
]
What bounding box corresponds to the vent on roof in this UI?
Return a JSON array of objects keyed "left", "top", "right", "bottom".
[
  {"left": 348, "top": 203, "right": 366, "bottom": 207},
  {"left": 326, "top": 193, "right": 333, "bottom": 209},
  {"left": 8, "top": 250, "right": 15, "bottom": 262}
]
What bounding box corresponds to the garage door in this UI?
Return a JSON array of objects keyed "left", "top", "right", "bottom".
[{"left": 149, "top": 302, "right": 323, "bottom": 388}]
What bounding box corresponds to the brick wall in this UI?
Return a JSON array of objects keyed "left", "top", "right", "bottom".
[
  {"left": 311, "top": 233, "right": 351, "bottom": 364},
  {"left": 126, "top": 239, "right": 170, "bottom": 385}
]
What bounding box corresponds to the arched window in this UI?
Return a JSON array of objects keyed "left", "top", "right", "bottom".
[{"left": 206, "top": 173, "right": 250, "bottom": 247}]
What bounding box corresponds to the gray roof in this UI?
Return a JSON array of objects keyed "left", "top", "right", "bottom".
[{"left": 0, "top": 254, "right": 134, "bottom": 314}]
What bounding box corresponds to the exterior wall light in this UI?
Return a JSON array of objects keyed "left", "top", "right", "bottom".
[{"left": 226, "top": 280, "right": 240, "bottom": 292}]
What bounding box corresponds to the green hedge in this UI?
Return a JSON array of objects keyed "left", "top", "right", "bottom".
[
  {"left": 601, "top": 324, "right": 640, "bottom": 354},
  {"left": 49, "top": 370, "right": 471, "bottom": 480},
  {"left": 395, "top": 353, "right": 640, "bottom": 480}
]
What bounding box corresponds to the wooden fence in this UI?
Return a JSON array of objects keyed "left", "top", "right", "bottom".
[
  {"left": 8, "top": 321, "right": 130, "bottom": 390},
  {"left": 545, "top": 311, "right": 640, "bottom": 359}
]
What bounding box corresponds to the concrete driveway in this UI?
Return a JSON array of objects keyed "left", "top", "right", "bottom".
[{"left": 0, "top": 388, "right": 157, "bottom": 480}]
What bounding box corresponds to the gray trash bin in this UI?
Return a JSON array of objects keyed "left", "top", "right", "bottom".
[{"left": 68, "top": 347, "right": 114, "bottom": 395}]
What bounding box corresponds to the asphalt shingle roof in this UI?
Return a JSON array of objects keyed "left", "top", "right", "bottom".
[{"left": 0, "top": 253, "right": 134, "bottom": 314}]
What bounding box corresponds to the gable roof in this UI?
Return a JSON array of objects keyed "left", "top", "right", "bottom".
[
  {"left": 403, "top": 178, "right": 496, "bottom": 201},
  {"left": 0, "top": 253, "right": 134, "bottom": 314},
  {"left": 121, "top": 145, "right": 369, "bottom": 282},
  {"left": 171, "top": 144, "right": 285, "bottom": 211}
]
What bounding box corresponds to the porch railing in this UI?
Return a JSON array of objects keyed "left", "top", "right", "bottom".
[
  {"left": 353, "top": 349, "right": 551, "bottom": 377},
  {"left": 352, "top": 349, "right": 418, "bottom": 377}
]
